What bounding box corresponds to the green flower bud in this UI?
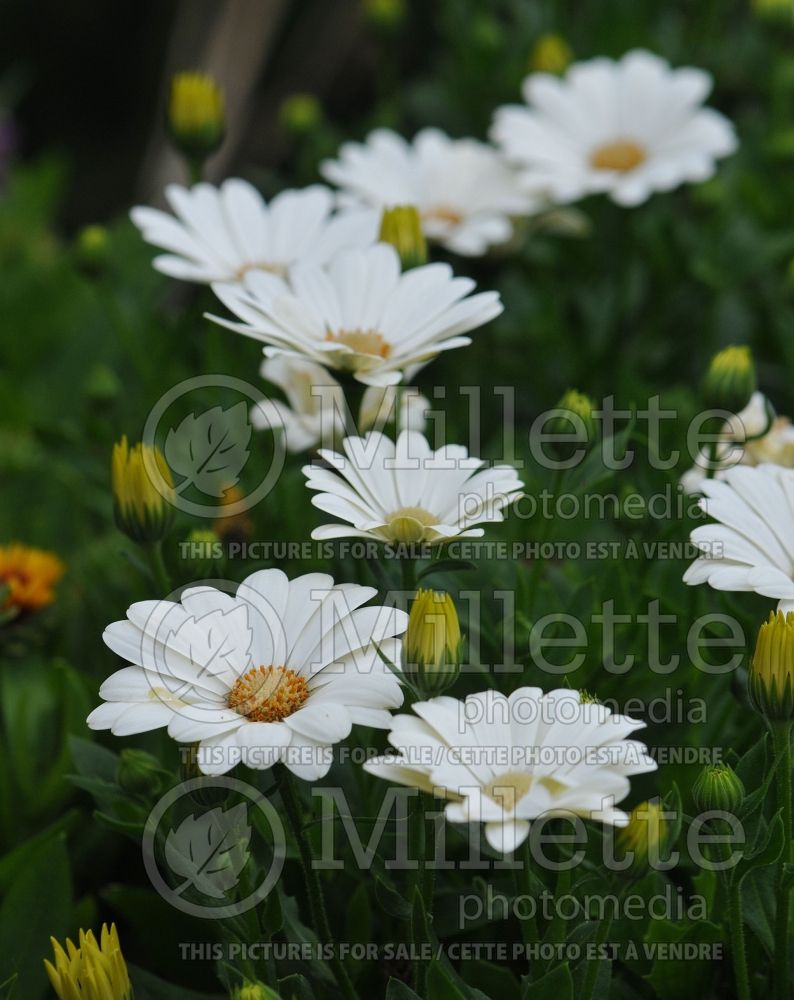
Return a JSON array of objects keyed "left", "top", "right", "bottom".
[
  {"left": 182, "top": 529, "right": 224, "bottom": 578},
  {"left": 615, "top": 799, "right": 668, "bottom": 874},
  {"left": 231, "top": 982, "right": 281, "bottom": 1000},
  {"left": 362, "top": 0, "right": 405, "bottom": 31},
  {"left": 702, "top": 345, "right": 756, "bottom": 415},
  {"left": 545, "top": 389, "right": 599, "bottom": 462},
  {"left": 167, "top": 72, "right": 225, "bottom": 167},
  {"left": 279, "top": 93, "right": 322, "bottom": 135},
  {"left": 379, "top": 205, "right": 428, "bottom": 270},
  {"left": 692, "top": 762, "right": 745, "bottom": 816},
  {"left": 749, "top": 611, "right": 794, "bottom": 724},
  {"left": 116, "top": 748, "right": 165, "bottom": 798},
  {"left": 530, "top": 34, "right": 573, "bottom": 75},
  {"left": 403, "top": 589, "right": 462, "bottom": 697},
  {"left": 74, "top": 225, "right": 110, "bottom": 276}
]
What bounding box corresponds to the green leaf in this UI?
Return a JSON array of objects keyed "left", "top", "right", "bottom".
[
  {"left": 0, "top": 835, "right": 72, "bottom": 1000},
  {"left": 68, "top": 734, "right": 119, "bottom": 781},
  {"left": 742, "top": 864, "right": 777, "bottom": 956},
  {"left": 385, "top": 979, "right": 422, "bottom": 999},
  {"left": 128, "top": 964, "right": 225, "bottom": 999},
  {"left": 736, "top": 812, "right": 785, "bottom": 885},
  {"left": 375, "top": 870, "right": 412, "bottom": 920},
  {"left": 345, "top": 882, "right": 372, "bottom": 946},
  {"left": 278, "top": 973, "right": 315, "bottom": 1000},
  {"left": 644, "top": 920, "right": 722, "bottom": 1000},
  {"left": 521, "top": 961, "right": 574, "bottom": 999}
]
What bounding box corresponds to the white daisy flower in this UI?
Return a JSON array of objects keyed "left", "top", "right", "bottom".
[
  {"left": 364, "top": 687, "right": 657, "bottom": 854},
  {"left": 208, "top": 243, "right": 502, "bottom": 386},
  {"left": 302, "top": 429, "right": 524, "bottom": 544},
  {"left": 491, "top": 49, "right": 737, "bottom": 207},
  {"left": 251, "top": 356, "right": 431, "bottom": 454},
  {"left": 684, "top": 464, "right": 794, "bottom": 603},
  {"left": 680, "top": 392, "right": 783, "bottom": 494},
  {"left": 130, "top": 180, "right": 378, "bottom": 285},
  {"left": 87, "top": 570, "right": 408, "bottom": 780},
  {"left": 320, "top": 127, "right": 538, "bottom": 256}
]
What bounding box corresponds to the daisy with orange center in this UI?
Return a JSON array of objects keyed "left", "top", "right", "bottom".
[{"left": 0, "top": 542, "right": 64, "bottom": 613}]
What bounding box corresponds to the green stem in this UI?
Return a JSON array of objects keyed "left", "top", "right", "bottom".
[
  {"left": 276, "top": 766, "right": 358, "bottom": 1000},
  {"left": 146, "top": 541, "right": 171, "bottom": 594},
  {"left": 512, "top": 835, "right": 539, "bottom": 947},
  {"left": 728, "top": 875, "right": 751, "bottom": 1000},
  {"left": 401, "top": 556, "right": 417, "bottom": 595},
  {"left": 773, "top": 722, "right": 792, "bottom": 1000},
  {"left": 581, "top": 911, "right": 614, "bottom": 1000},
  {"left": 526, "top": 467, "right": 564, "bottom": 614},
  {"left": 410, "top": 794, "right": 431, "bottom": 995}
]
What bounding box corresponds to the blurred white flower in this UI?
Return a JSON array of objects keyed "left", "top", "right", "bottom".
[
  {"left": 251, "top": 356, "right": 431, "bottom": 452},
  {"left": 88, "top": 570, "right": 407, "bottom": 780},
  {"left": 131, "top": 180, "right": 377, "bottom": 284},
  {"left": 491, "top": 49, "right": 736, "bottom": 207},
  {"left": 209, "top": 243, "right": 502, "bottom": 386},
  {"left": 364, "top": 687, "right": 657, "bottom": 854},
  {"left": 302, "top": 429, "right": 524, "bottom": 543},
  {"left": 684, "top": 464, "right": 794, "bottom": 603},
  {"left": 321, "top": 127, "right": 538, "bottom": 256}
]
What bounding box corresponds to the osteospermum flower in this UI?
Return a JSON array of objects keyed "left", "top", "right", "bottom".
[
  {"left": 209, "top": 243, "right": 502, "bottom": 386},
  {"left": 45, "top": 923, "right": 131, "bottom": 1000},
  {"left": 363, "top": 687, "right": 657, "bottom": 853},
  {"left": 302, "top": 430, "right": 524, "bottom": 543},
  {"left": 0, "top": 542, "right": 64, "bottom": 612},
  {"left": 88, "top": 570, "right": 407, "bottom": 780},
  {"left": 130, "top": 180, "right": 377, "bottom": 285},
  {"left": 683, "top": 464, "right": 794, "bottom": 602},
  {"left": 491, "top": 49, "right": 737, "bottom": 207},
  {"left": 320, "top": 128, "right": 537, "bottom": 256}
]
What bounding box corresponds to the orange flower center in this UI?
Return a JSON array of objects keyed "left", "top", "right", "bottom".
[
  {"left": 227, "top": 665, "right": 309, "bottom": 722},
  {"left": 590, "top": 139, "right": 647, "bottom": 173},
  {"left": 424, "top": 206, "right": 463, "bottom": 226}
]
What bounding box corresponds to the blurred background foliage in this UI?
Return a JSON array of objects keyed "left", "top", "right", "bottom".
[{"left": 2, "top": 0, "right": 794, "bottom": 996}]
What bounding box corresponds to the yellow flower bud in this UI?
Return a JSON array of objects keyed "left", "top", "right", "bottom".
[
  {"left": 112, "top": 436, "right": 174, "bottom": 544},
  {"left": 615, "top": 799, "right": 667, "bottom": 873},
  {"left": 168, "top": 71, "right": 225, "bottom": 165},
  {"left": 44, "top": 923, "right": 132, "bottom": 1000},
  {"left": 530, "top": 34, "right": 573, "bottom": 75},
  {"left": 403, "top": 589, "right": 461, "bottom": 696},
  {"left": 362, "top": 0, "right": 405, "bottom": 31},
  {"left": 232, "top": 982, "right": 281, "bottom": 1000},
  {"left": 379, "top": 205, "right": 428, "bottom": 270},
  {"left": 703, "top": 345, "right": 756, "bottom": 415},
  {"left": 279, "top": 93, "right": 322, "bottom": 134},
  {"left": 546, "top": 389, "right": 599, "bottom": 461},
  {"left": 750, "top": 611, "right": 794, "bottom": 724}
]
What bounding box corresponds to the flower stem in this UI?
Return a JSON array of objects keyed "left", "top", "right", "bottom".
[
  {"left": 276, "top": 766, "right": 358, "bottom": 1000},
  {"left": 773, "top": 722, "right": 792, "bottom": 1000},
  {"left": 581, "top": 911, "right": 613, "bottom": 1000},
  {"left": 410, "top": 794, "right": 433, "bottom": 994},
  {"left": 728, "top": 875, "right": 751, "bottom": 1000},
  {"left": 512, "top": 835, "right": 539, "bottom": 946},
  {"left": 146, "top": 541, "right": 171, "bottom": 594}
]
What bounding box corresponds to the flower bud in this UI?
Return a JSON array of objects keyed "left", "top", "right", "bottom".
[
  {"left": 182, "top": 528, "right": 224, "bottom": 578},
  {"left": 362, "top": 0, "right": 405, "bottom": 31},
  {"left": 749, "top": 611, "right": 794, "bottom": 724},
  {"left": 74, "top": 224, "right": 109, "bottom": 276},
  {"left": 615, "top": 799, "right": 667, "bottom": 874},
  {"left": 45, "top": 923, "right": 132, "bottom": 1000},
  {"left": 403, "top": 589, "right": 461, "bottom": 697},
  {"left": 232, "top": 983, "right": 281, "bottom": 1000},
  {"left": 279, "top": 93, "right": 322, "bottom": 135},
  {"left": 546, "top": 389, "right": 598, "bottom": 462},
  {"left": 167, "top": 71, "right": 225, "bottom": 166},
  {"left": 692, "top": 762, "right": 745, "bottom": 816},
  {"left": 702, "top": 345, "right": 756, "bottom": 415},
  {"left": 116, "top": 748, "right": 165, "bottom": 798},
  {"left": 530, "top": 34, "right": 573, "bottom": 75},
  {"left": 379, "top": 206, "right": 428, "bottom": 270},
  {"left": 112, "top": 436, "right": 175, "bottom": 544}
]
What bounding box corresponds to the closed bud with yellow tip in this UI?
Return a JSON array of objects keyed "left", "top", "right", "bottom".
[
  {"left": 379, "top": 205, "right": 428, "bottom": 270},
  {"left": 44, "top": 923, "right": 132, "bottom": 1000},
  {"left": 615, "top": 798, "right": 668, "bottom": 874},
  {"left": 530, "top": 34, "right": 573, "bottom": 75},
  {"left": 703, "top": 345, "right": 756, "bottom": 415},
  {"left": 231, "top": 982, "right": 281, "bottom": 1000},
  {"left": 750, "top": 611, "right": 794, "bottom": 724},
  {"left": 403, "top": 589, "right": 462, "bottom": 697},
  {"left": 112, "top": 436, "right": 174, "bottom": 544},
  {"left": 168, "top": 71, "right": 225, "bottom": 167}
]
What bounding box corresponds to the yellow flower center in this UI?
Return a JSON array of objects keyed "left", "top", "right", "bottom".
[
  {"left": 590, "top": 139, "right": 647, "bottom": 173},
  {"left": 382, "top": 506, "right": 439, "bottom": 543},
  {"left": 482, "top": 771, "right": 535, "bottom": 813},
  {"left": 227, "top": 666, "right": 309, "bottom": 722},
  {"left": 324, "top": 328, "right": 392, "bottom": 369},
  {"left": 235, "top": 260, "right": 288, "bottom": 280}
]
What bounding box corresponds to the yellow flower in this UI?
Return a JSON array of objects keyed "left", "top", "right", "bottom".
[
  {"left": 168, "top": 71, "right": 225, "bottom": 163},
  {"left": 0, "top": 542, "right": 64, "bottom": 612},
  {"left": 112, "top": 436, "right": 174, "bottom": 544},
  {"left": 750, "top": 611, "right": 794, "bottom": 723},
  {"left": 530, "top": 34, "right": 573, "bottom": 75},
  {"left": 616, "top": 799, "right": 667, "bottom": 872},
  {"left": 403, "top": 589, "right": 461, "bottom": 696},
  {"left": 44, "top": 923, "right": 132, "bottom": 1000},
  {"left": 703, "top": 345, "right": 756, "bottom": 414},
  {"left": 379, "top": 206, "right": 428, "bottom": 270}
]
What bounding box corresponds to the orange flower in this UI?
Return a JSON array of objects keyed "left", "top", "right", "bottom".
[{"left": 0, "top": 543, "right": 65, "bottom": 612}]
